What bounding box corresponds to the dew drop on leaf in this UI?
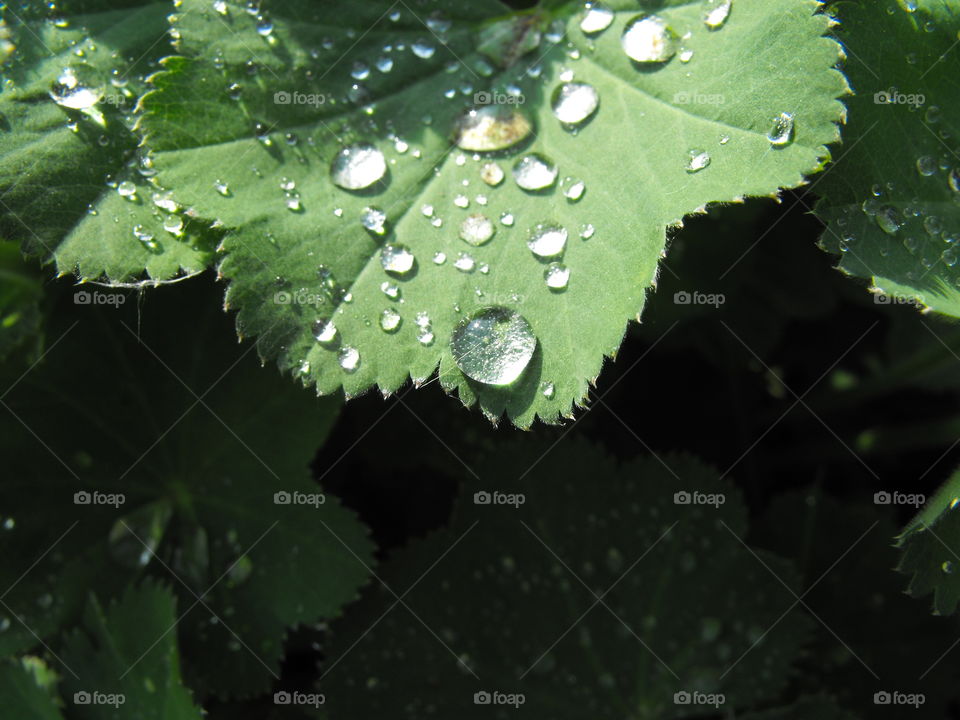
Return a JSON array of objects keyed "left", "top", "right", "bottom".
[
  {"left": 621, "top": 15, "right": 678, "bottom": 64},
  {"left": 380, "top": 244, "right": 416, "bottom": 275},
  {"left": 454, "top": 252, "right": 476, "bottom": 272},
  {"left": 459, "top": 214, "right": 495, "bottom": 246},
  {"left": 541, "top": 381, "right": 555, "bottom": 398},
  {"left": 766, "top": 112, "right": 795, "bottom": 147},
  {"left": 330, "top": 143, "right": 387, "bottom": 190},
  {"left": 480, "top": 161, "right": 505, "bottom": 186},
  {"left": 579, "top": 223, "right": 595, "bottom": 239},
  {"left": 580, "top": 2, "right": 614, "bottom": 35},
  {"left": 527, "top": 223, "right": 568, "bottom": 258},
  {"left": 551, "top": 82, "right": 599, "bottom": 125},
  {"left": 312, "top": 319, "right": 337, "bottom": 344},
  {"left": 916, "top": 155, "right": 937, "bottom": 176},
  {"left": 948, "top": 168, "right": 960, "bottom": 194},
  {"left": 450, "top": 307, "right": 537, "bottom": 385},
  {"left": 562, "top": 177, "right": 585, "bottom": 201},
  {"left": 380, "top": 308, "right": 401, "bottom": 332},
  {"left": 544, "top": 262, "right": 570, "bottom": 289},
  {"left": 49, "top": 64, "right": 104, "bottom": 110},
  {"left": 513, "top": 154, "right": 558, "bottom": 191},
  {"left": 361, "top": 206, "right": 387, "bottom": 235},
  {"left": 338, "top": 346, "right": 360, "bottom": 372},
  {"left": 685, "top": 149, "right": 711, "bottom": 173},
  {"left": 163, "top": 216, "right": 184, "bottom": 235},
  {"left": 875, "top": 206, "right": 903, "bottom": 235},
  {"left": 117, "top": 181, "right": 137, "bottom": 199},
  {"left": 455, "top": 106, "right": 533, "bottom": 152},
  {"left": 703, "top": 0, "right": 733, "bottom": 29}
]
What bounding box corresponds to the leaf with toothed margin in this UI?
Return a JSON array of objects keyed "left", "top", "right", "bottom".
[
  {"left": 0, "top": 0, "right": 219, "bottom": 284},
  {"left": 321, "top": 438, "right": 811, "bottom": 718},
  {"left": 0, "top": 280, "right": 373, "bottom": 699},
  {"left": 0, "top": 659, "right": 63, "bottom": 720},
  {"left": 897, "top": 463, "right": 960, "bottom": 615},
  {"left": 138, "top": 0, "right": 847, "bottom": 426},
  {"left": 59, "top": 581, "right": 204, "bottom": 720},
  {"left": 816, "top": 0, "right": 960, "bottom": 316}
]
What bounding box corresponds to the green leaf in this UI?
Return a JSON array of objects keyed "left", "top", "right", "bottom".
[
  {"left": 816, "top": 0, "right": 960, "bottom": 316},
  {"left": 0, "top": 279, "right": 373, "bottom": 697},
  {"left": 0, "top": 240, "right": 44, "bottom": 360},
  {"left": 140, "top": 0, "right": 846, "bottom": 426},
  {"left": 322, "top": 439, "right": 810, "bottom": 717},
  {"left": 0, "top": 659, "right": 63, "bottom": 720},
  {"left": 0, "top": 0, "right": 218, "bottom": 283},
  {"left": 897, "top": 463, "right": 960, "bottom": 615},
  {"left": 60, "top": 581, "right": 203, "bottom": 720}
]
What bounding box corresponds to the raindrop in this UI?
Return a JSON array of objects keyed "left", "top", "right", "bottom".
[
  {"left": 108, "top": 502, "right": 172, "bottom": 569},
  {"left": 544, "top": 263, "right": 570, "bottom": 289},
  {"left": 412, "top": 40, "right": 436, "bottom": 59},
  {"left": 541, "top": 381, "right": 555, "bottom": 398},
  {"left": 767, "top": 112, "right": 795, "bottom": 147},
  {"left": 916, "top": 155, "right": 937, "bottom": 176},
  {"left": 49, "top": 64, "right": 104, "bottom": 110},
  {"left": 454, "top": 194, "right": 469, "bottom": 208},
  {"left": 351, "top": 61, "right": 370, "bottom": 80},
  {"left": 133, "top": 224, "right": 156, "bottom": 249},
  {"left": 580, "top": 2, "right": 614, "bottom": 35},
  {"left": 562, "top": 177, "right": 585, "bottom": 201},
  {"left": 338, "top": 346, "right": 360, "bottom": 372},
  {"left": 380, "top": 308, "right": 402, "bottom": 332},
  {"left": 949, "top": 168, "right": 960, "bottom": 194},
  {"left": 621, "top": 15, "right": 678, "bottom": 64},
  {"left": 381, "top": 244, "right": 416, "bottom": 275},
  {"left": 361, "top": 206, "right": 387, "bottom": 235},
  {"left": 875, "top": 206, "right": 903, "bottom": 235},
  {"left": 376, "top": 56, "right": 394, "bottom": 73},
  {"left": 527, "top": 223, "right": 568, "bottom": 258},
  {"left": 312, "top": 319, "right": 337, "bottom": 344},
  {"left": 702, "top": 0, "right": 732, "bottom": 29},
  {"left": 330, "top": 143, "right": 387, "bottom": 190},
  {"left": 163, "top": 216, "right": 184, "bottom": 235},
  {"left": 685, "top": 149, "right": 711, "bottom": 173},
  {"left": 460, "top": 214, "right": 495, "bottom": 245},
  {"left": 213, "top": 180, "right": 230, "bottom": 196},
  {"left": 455, "top": 106, "right": 533, "bottom": 152},
  {"left": 454, "top": 253, "right": 476, "bottom": 272},
  {"left": 551, "top": 82, "right": 599, "bottom": 125},
  {"left": 255, "top": 15, "right": 273, "bottom": 36},
  {"left": 213, "top": 0, "right": 228, "bottom": 14},
  {"left": 117, "top": 181, "right": 137, "bottom": 199},
  {"left": 513, "top": 154, "right": 558, "bottom": 191},
  {"left": 481, "top": 162, "right": 505, "bottom": 186},
  {"left": 433, "top": 251, "right": 447, "bottom": 265},
  {"left": 381, "top": 281, "right": 401, "bottom": 298},
  {"left": 500, "top": 212, "right": 515, "bottom": 226},
  {"left": 450, "top": 307, "right": 537, "bottom": 385}
]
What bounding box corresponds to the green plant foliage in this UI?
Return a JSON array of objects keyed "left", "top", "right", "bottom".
[
  {"left": 0, "top": 0, "right": 218, "bottom": 282},
  {"left": 323, "top": 440, "right": 809, "bottom": 717},
  {"left": 139, "top": 0, "right": 845, "bottom": 425},
  {"left": 0, "top": 658, "right": 62, "bottom": 720},
  {"left": 0, "top": 240, "right": 44, "bottom": 360},
  {"left": 897, "top": 463, "right": 960, "bottom": 615},
  {"left": 817, "top": 0, "right": 960, "bottom": 316},
  {"left": 0, "top": 280, "right": 373, "bottom": 697}
]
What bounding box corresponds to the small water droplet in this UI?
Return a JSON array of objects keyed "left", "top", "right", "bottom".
[
  {"left": 380, "top": 308, "right": 402, "bottom": 332},
  {"left": 412, "top": 40, "right": 436, "bottom": 59},
  {"left": 117, "top": 180, "right": 137, "bottom": 199},
  {"left": 361, "top": 206, "right": 387, "bottom": 235},
  {"left": 455, "top": 106, "right": 533, "bottom": 152},
  {"left": 513, "top": 154, "right": 558, "bottom": 191},
  {"left": 949, "top": 168, "right": 960, "bottom": 194},
  {"left": 580, "top": 2, "right": 614, "bottom": 35},
  {"left": 766, "top": 112, "right": 795, "bottom": 147},
  {"left": 544, "top": 262, "right": 570, "bottom": 289},
  {"left": 213, "top": 180, "right": 230, "bottom": 196},
  {"left": 163, "top": 215, "right": 184, "bottom": 235},
  {"left": 527, "top": 223, "right": 567, "bottom": 258},
  {"left": 381, "top": 244, "right": 416, "bottom": 275},
  {"left": 454, "top": 252, "right": 476, "bottom": 272},
  {"left": 579, "top": 223, "right": 595, "bottom": 239},
  {"left": 433, "top": 251, "right": 447, "bottom": 265},
  {"left": 702, "top": 0, "right": 732, "bottom": 29},
  {"left": 338, "top": 346, "right": 360, "bottom": 372},
  {"left": 685, "top": 149, "right": 711, "bottom": 173},
  {"left": 541, "top": 381, "right": 555, "bottom": 398},
  {"left": 875, "top": 206, "right": 903, "bottom": 235},
  {"left": 562, "top": 177, "right": 585, "bottom": 201},
  {"left": 450, "top": 307, "right": 537, "bottom": 385},
  {"left": 480, "top": 162, "right": 505, "bottom": 186},
  {"left": 551, "top": 82, "right": 599, "bottom": 125},
  {"left": 460, "top": 214, "right": 495, "bottom": 245},
  {"left": 312, "top": 319, "right": 337, "bottom": 344},
  {"left": 331, "top": 143, "right": 387, "bottom": 190},
  {"left": 500, "top": 212, "right": 515, "bottom": 226},
  {"left": 916, "top": 155, "right": 938, "bottom": 176}
]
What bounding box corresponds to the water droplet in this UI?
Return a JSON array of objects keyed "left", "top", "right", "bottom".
[
  {"left": 433, "top": 251, "right": 447, "bottom": 265},
  {"left": 213, "top": 0, "right": 228, "bottom": 14},
  {"left": 702, "top": 0, "right": 732, "bottom": 29},
  {"left": 450, "top": 307, "right": 537, "bottom": 385},
  {"left": 875, "top": 206, "right": 903, "bottom": 235},
  {"left": 285, "top": 195, "right": 301, "bottom": 212},
  {"left": 213, "top": 180, "right": 230, "bottom": 196},
  {"left": 412, "top": 40, "right": 436, "bottom": 59},
  {"left": 255, "top": 15, "right": 273, "bottom": 36},
  {"left": 580, "top": 2, "right": 614, "bottom": 35},
  {"left": 924, "top": 215, "right": 942, "bottom": 236},
  {"left": 949, "top": 168, "right": 960, "bottom": 194},
  {"left": 460, "top": 214, "right": 495, "bottom": 245},
  {"left": 916, "top": 155, "right": 938, "bottom": 176},
  {"left": 338, "top": 346, "right": 360, "bottom": 372},
  {"left": 361, "top": 206, "right": 387, "bottom": 235},
  {"left": 380, "top": 308, "right": 402, "bottom": 332},
  {"left": 897, "top": 0, "right": 918, "bottom": 11},
  {"left": 163, "top": 216, "right": 184, "bottom": 235},
  {"left": 49, "top": 64, "right": 104, "bottom": 110},
  {"left": 132, "top": 224, "right": 156, "bottom": 249},
  {"left": 500, "top": 212, "right": 515, "bottom": 227},
  {"left": 454, "top": 194, "right": 469, "bottom": 208},
  {"left": 685, "top": 149, "right": 711, "bottom": 173},
  {"left": 454, "top": 252, "right": 476, "bottom": 272},
  {"left": 541, "top": 381, "right": 555, "bottom": 398},
  {"left": 330, "top": 143, "right": 387, "bottom": 190},
  {"left": 0, "top": 617, "right": 9, "bottom": 632},
  {"left": 480, "top": 162, "right": 505, "bottom": 186},
  {"left": 719, "top": 134, "right": 730, "bottom": 145},
  {"left": 551, "top": 82, "right": 599, "bottom": 125},
  {"left": 513, "top": 154, "right": 558, "bottom": 191},
  {"left": 117, "top": 181, "right": 137, "bottom": 199},
  {"left": 381, "top": 244, "right": 416, "bottom": 275},
  {"left": 766, "top": 112, "right": 795, "bottom": 147},
  {"left": 455, "top": 106, "right": 533, "bottom": 152},
  {"left": 562, "top": 177, "right": 585, "bottom": 201},
  {"left": 381, "top": 282, "right": 401, "bottom": 299},
  {"left": 943, "top": 247, "right": 958, "bottom": 267},
  {"left": 679, "top": 48, "right": 694, "bottom": 62},
  {"left": 579, "top": 223, "right": 595, "bottom": 239},
  {"left": 621, "top": 15, "right": 678, "bottom": 64},
  {"left": 527, "top": 223, "right": 567, "bottom": 258},
  {"left": 544, "top": 262, "right": 570, "bottom": 289},
  {"left": 312, "top": 319, "right": 337, "bottom": 344},
  {"left": 351, "top": 61, "right": 370, "bottom": 80}
]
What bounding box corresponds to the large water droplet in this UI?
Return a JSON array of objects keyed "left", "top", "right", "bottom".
[
  {"left": 527, "top": 223, "right": 567, "bottom": 258},
  {"left": 338, "top": 346, "right": 360, "bottom": 372},
  {"left": 480, "top": 162, "right": 505, "bottom": 186},
  {"left": 330, "top": 143, "right": 387, "bottom": 190},
  {"left": 551, "top": 82, "right": 599, "bottom": 125},
  {"left": 380, "top": 308, "right": 402, "bottom": 332},
  {"left": 685, "top": 149, "right": 711, "bottom": 173},
  {"left": 381, "top": 244, "right": 416, "bottom": 275},
  {"left": 361, "top": 206, "right": 387, "bottom": 235},
  {"left": 312, "top": 319, "right": 337, "bottom": 344},
  {"left": 460, "top": 214, "right": 495, "bottom": 246},
  {"left": 621, "top": 15, "right": 678, "bottom": 64},
  {"left": 875, "top": 206, "right": 903, "bottom": 235},
  {"left": 455, "top": 106, "right": 533, "bottom": 152},
  {"left": 513, "top": 154, "right": 558, "bottom": 191},
  {"left": 916, "top": 155, "right": 938, "bottom": 176},
  {"left": 544, "top": 263, "right": 570, "bottom": 289},
  {"left": 580, "top": 2, "right": 614, "bottom": 35},
  {"left": 702, "top": 0, "right": 732, "bottom": 29},
  {"left": 450, "top": 307, "right": 537, "bottom": 385},
  {"left": 766, "top": 112, "right": 795, "bottom": 147},
  {"left": 49, "top": 64, "right": 104, "bottom": 110}
]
